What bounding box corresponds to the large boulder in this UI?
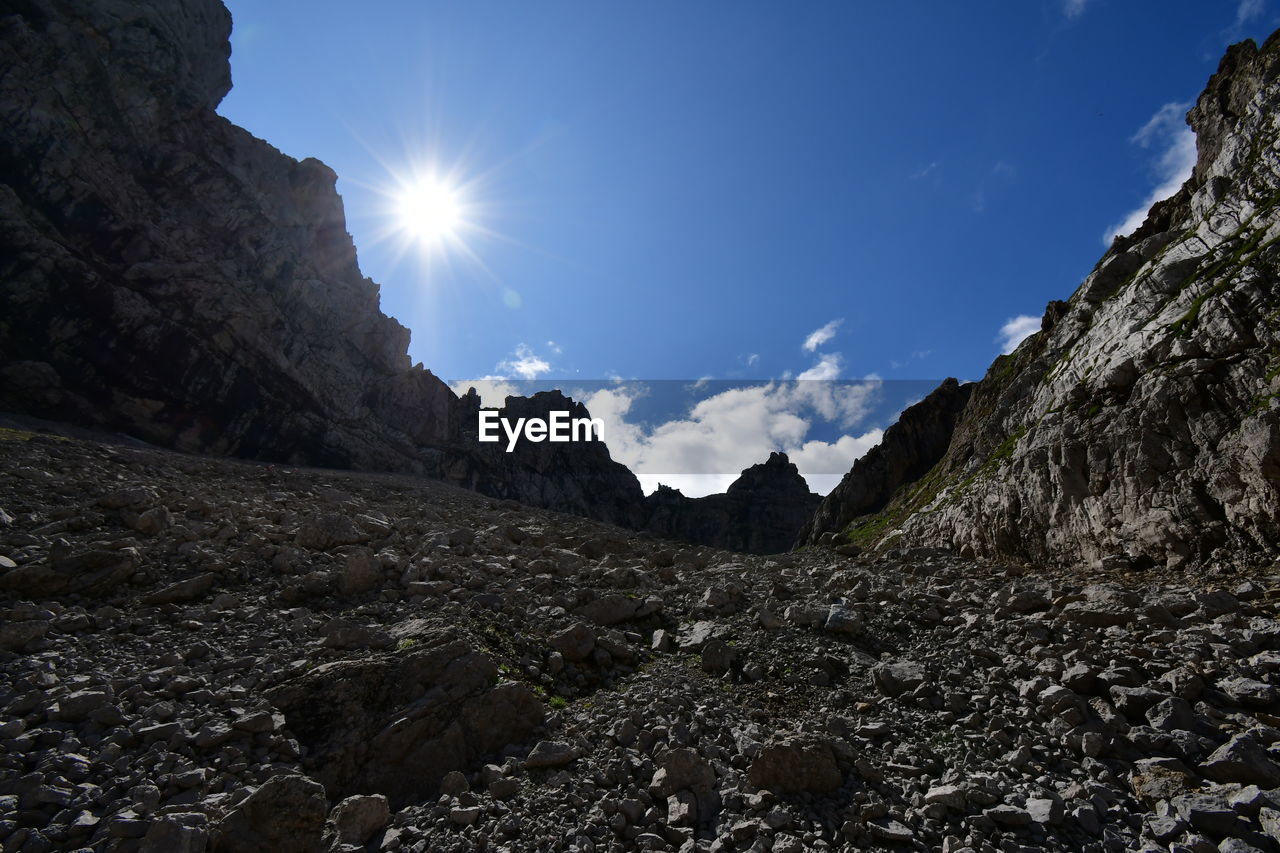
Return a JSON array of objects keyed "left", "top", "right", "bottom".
[
  {"left": 266, "top": 628, "right": 544, "bottom": 808},
  {"left": 209, "top": 774, "right": 327, "bottom": 853},
  {"left": 747, "top": 736, "right": 843, "bottom": 793}
]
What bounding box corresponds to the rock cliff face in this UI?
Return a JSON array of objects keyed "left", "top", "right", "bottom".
[
  {"left": 806, "top": 34, "right": 1280, "bottom": 571},
  {"left": 0, "top": 0, "right": 808, "bottom": 549},
  {"left": 799, "top": 379, "right": 972, "bottom": 546},
  {"left": 645, "top": 452, "right": 820, "bottom": 554},
  {"left": 0, "top": 0, "right": 459, "bottom": 471},
  {"left": 0, "top": 0, "right": 652, "bottom": 525}
]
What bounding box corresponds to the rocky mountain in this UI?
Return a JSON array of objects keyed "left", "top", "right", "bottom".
[
  {"left": 452, "top": 390, "right": 647, "bottom": 530},
  {"left": 799, "top": 379, "right": 972, "bottom": 549},
  {"left": 805, "top": 33, "right": 1280, "bottom": 572},
  {"left": 0, "top": 0, "right": 460, "bottom": 474},
  {"left": 644, "top": 453, "right": 821, "bottom": 555},
  {"left": 0, "top": 0, "right": 812, "bottom": 552},
  {"left": 4, "top": 426, "right": 1280, "bottom": 852}
]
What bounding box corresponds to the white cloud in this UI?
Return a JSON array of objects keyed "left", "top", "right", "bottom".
[
  {"left": 997, "top": 315, "right": 1041, "bottom": 354},
  {"left": 802, "top": 319, "right": 842, "bottom": 352},
  {"left": 497, "top": 343, "right": 552, "bottom": 380},
  {"left": 910, "top": 161, "right": 939, "bottom": 180},
  {"left": 1063, "top": 0, "right": 1089, "bottom": 19},
  {"left": 450, "top": 378, "right": 521, "bottom": 408},
  {"left": 1236, "top": 0, "right": 1264, "bottom": 26},
  {"left": 1104, "top": 101, "right": 1196, "bottom": 243},
  {"left": 581, "top": 380, "right": 883, "bottom": 497},
  {"left": 790, "top": 431, "right": 885, "bottom": 495},
  {"left": 797, "top": 353, "right": 842, "bottom": 381}
]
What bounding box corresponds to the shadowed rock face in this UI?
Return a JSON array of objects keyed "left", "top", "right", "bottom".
[
  {"left": 806, "top": 34, "right": 1280, "bottom": 571},
  {"left": 266, "top": 629, "right": 544, "bottom": 808},
  {"left": 0, "top": 0, "right": 652, "bottom": 526},
  {"left": 0, "top": 0, "right": 460, "bottom": 472},
  {"left": 0, "top": 0, "right": 816, "bottom": 547},
  {"left": 800, "top": 379, "right": 972, "bottom": 546},
  {"left": 645, "top": 452, "right": 821, "bottom": 554}
]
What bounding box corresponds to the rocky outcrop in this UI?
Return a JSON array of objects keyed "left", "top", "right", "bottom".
[
  {"left": 266, "top": 627, "right": 544, "bottom": 808},
  {"left": 806, "top": 33, "right": 1280, "bottom": 571},
  {"left": 0, "top": 0, "right": 458, "bottom": 472},
  {"left": 0, "top": 0, "right": 649, "bottom": 527},
  {"left": 800, "top": 379, "right": 972, "bottom": 546},
  {"left": 452, "top": 391, "right": 647, "bottom": 528},
  {"left": 645, "top": 452, "right": 821, "bottom": 554}
]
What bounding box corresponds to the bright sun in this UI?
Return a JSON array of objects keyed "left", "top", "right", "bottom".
[{"left": 396, "top": 178, "right": 462, "bottom": 245}]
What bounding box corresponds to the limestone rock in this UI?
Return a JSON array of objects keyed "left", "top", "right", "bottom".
[
  {"left": 1201, "top": 734, "right": 1280, "bottom": 787},
  {"left": 266, "top": 629, "right": 544, "bottom": 807},
  {"left": 800, "top": 36, "right": 1280, "bottom": 572},
  {"left": 328, "top": 794, "right": 390, "bottom": 847},
  {"left": 209, "top": 774, "right": 327, "bottom": 853},
  {"left": 747, "top": 736, "right": 842, "bottom": 793}
]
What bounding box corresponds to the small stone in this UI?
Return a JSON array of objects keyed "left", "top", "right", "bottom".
[
  {"left": 871, "top": 660, "right": 925, "bottom": 697},
  {"left": 450, "top": 806, "right": 481, "bottom": 825},
  {"left": 550, "top": 623, "right": 595, "bottom": 661},
  {"left": 924, "top": 785, "right": 966, "bottom": 810},
  {"left": 439, "top": 771, "right": 470, "bottom": 797},
  {"left": 651, "top": 748, "right": 716, "bottom": 797},
  {"left": 984, "top": 805, "right": 1032, "bottom": 826},
  {"left": 524, "top": 740, "right": 577, "bottom": 769}
]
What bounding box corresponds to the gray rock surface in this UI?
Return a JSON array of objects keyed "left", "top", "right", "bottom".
[
  {"left": 645, "top": 452, "right": 822, "bottom": 554},
  {"left": 0, "top": 431, "right": 1278, "bottom": 852},
  {"left": 266, "top": 629, "right": 545, "bottom": 807},
  {"left": 802, "top": 35, "right": 1280, "bottom": 572},
  {"left": 209, "top": 774, "right": 327, "bottom": 853}
]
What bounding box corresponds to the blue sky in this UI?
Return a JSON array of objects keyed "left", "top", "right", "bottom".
[{"left": 218, "top": 0, "right": 1277, "bottom": 494}]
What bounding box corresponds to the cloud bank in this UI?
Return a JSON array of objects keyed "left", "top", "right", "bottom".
[{"left": 580, "top": 381, "right": 884, "bottom": 498}]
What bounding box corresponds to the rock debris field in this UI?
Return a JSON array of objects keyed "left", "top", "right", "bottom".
[{"left": 2, "top": 429, "right": 1280, "bottom": 853}]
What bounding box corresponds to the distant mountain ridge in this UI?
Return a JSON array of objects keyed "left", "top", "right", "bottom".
[
  {"left": 804, "top": 32, "right": 1280, "bottom": 571},
  {"left": 645, "top": 452, "right": 821, "bottom": 554}
]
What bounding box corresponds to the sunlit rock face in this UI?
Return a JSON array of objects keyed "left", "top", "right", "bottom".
[{"left": 808, "top": 34, "right": 1280, "bottom": 572}]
